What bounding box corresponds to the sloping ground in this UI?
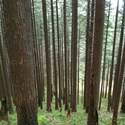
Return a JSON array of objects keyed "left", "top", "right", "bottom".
[{"left": 0, "top": 99, "right": 125, "bottom": 125}]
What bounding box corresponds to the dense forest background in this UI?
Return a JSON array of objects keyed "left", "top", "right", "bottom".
[{"left": 0, "top": 0, "right": 125, "bottom": 125}]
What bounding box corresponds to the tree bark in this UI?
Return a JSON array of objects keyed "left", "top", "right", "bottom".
[
  {"left": 107, "top": 0, "right": 119, "bottom": 112},
  {"left": 63, "top": 0, "right": 68, "bottom": 110},
  {"left": 112, "top": 2, "right": 125, "bottom": 124},
  {"left": 2, "top": 0, "right": 38, "bottom": 124},
  {"left": 84, "top": 0, "right": 91, "bottom": 109},
  {"left": 121, "top": 82, "right": 125, "bottom": 113},
  {"left": 71, "top": 0, "right": 78, "bottom": 112},
  {"left": 50, "top": 0, "right": 58, "bottom": 110},
  {"left": 42, "top": 0, "right": 52, "bottom": 112},
  {"left": 87, "top": 0, "right": 105, "bottom": 124},
  {"left": 99, "top": 0, "right": 111, "bottom": 109}
]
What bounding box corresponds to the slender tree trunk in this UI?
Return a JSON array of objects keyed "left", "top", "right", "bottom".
[
  {"left": 63, "top": 0, "right": 68, "bottom": 110},
  {"left": 121, "top": 82, "right": 125, "bottom": 113},
  {"left": 105, "top": 62, "right": 110, "bottom": 98},
  {"left": 31, "top": 0, "right": 43, "bottom": 109},
  {"left": 71, "top": 0, "right": 78, "bottom": 112},
  {"left": 56, "top": 0, "right": 62, "bottom": 110},
  {"left": 112, "top": 2, "right": 125, "bottom": 124},
  {"left": 112, "top": 0, "right": 125, "bottom": 111},
  {"left": 77, "top": 23, "right": 81, "bottom": 105},
  {"left": 50, "top": 0, "right": 58, "bottom": 110},
  {"left": 107, "top": 0, "right": 119, "bottom": 112},
  {"left": 42, "top": 0, "right": 52, "bottom": 112},
  {"left": 84, "top": 0, "right": 91, "bottom": 110},
  {"left": 84, "top": 0, "right": 95, "bottom": 112},
  {"left": 99, "top": 1, "right": 111, "bottom": 109},
  {"left": 87, "top": 0, "right": 105, "bottom": 124}
]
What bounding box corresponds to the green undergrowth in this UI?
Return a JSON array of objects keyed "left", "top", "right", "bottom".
[{"left": 0, "top": 98, "right": 124, "bottom": 125}]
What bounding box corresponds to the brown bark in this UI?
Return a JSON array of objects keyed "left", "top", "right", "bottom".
[
  {"left": 105, "top": 62, "right": 110, "bottom": 98},
  {"left": 84, "top": 0, "right": 91, "bottom": 109},
  {"left": 50, "top": 0, "right": 58, "bottom": 110},
  {"left": 107, "top": 0, "right": 119, "bottom": 112},
  {"left": 63, "top": 0, "right": 68, "bottom": 110},
  {"left": 31, "top": 0, "right": 43, "bottom": 109},
  {"left": 99, "top": 1, "right": 111, "bottom": 109},
  {"left": 84, "top": 0, "right": 95, "bottom": 112},
  {"left": 2, "top": 0, "right": 38, "bottom": 124},
  {"left": 42, "top": 0, "right": 52, "bottom": 112},
  {"left": 121, "top": 82, "right": 125, "bottom": 113},
  {"left": 71, "top": 0, "right": 78, "bottom": 112},
  {"left": 112, "top": 2, "right": 125, "bottom": 124},
  {"left": 87, "top": 0, "right": 105, "bottom": 124},
  {"left": 56, "top": 0, "right": 62, "bottom": 110},
  {"left": 112, "top": 0, "right": 125, "bottom": 111}
]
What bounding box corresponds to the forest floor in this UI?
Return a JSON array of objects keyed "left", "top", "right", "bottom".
[{"left": 0, "top": 98, "right": 125, "bottom": 125}]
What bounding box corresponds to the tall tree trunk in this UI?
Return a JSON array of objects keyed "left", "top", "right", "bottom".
[
  {"left": 31, "top": 0, "right": 43, "bottom": 109},
  {"left": 71, "top": 0, "right": 78, "bottom": 112},
  {"left": 107, "top": 0, "right": 119, "bottom": 112},
  {"left": 2, "top": 0, "right": 38, "bottom": 124},
  {"left": 112, "top": 0, "right": 125, "bottom": 111},
  {"left": 84, "top": 0, "right": 95, "bottom": 112},
  {"left": 99, "top": 0, "right": 111, "bottom": 110},
  {"left": 63, "top": 0, "right": 68, "bottom": 110},
  {"left": 84, "top": 0, "right": 91, "bottom": 109},
  {"left": 56, "top": 0, "right": 62, "bottom": 110},
  {"left": 50, "top": 0, "right": 58, "bottom": 110},
  {"left": 112, "top": 2, "right": 125, "bottom": 124},
  {"left": 42, "top": 0, "right": 52, "bottom": 112},
  {"left": 87, "top": 0, "right": 105, "bottom": 124}
]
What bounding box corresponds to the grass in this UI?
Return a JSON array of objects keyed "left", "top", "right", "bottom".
[{"left": 0, "top": 98, "right": 125, "bottom": 125}]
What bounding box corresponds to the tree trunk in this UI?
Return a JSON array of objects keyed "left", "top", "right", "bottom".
[
  {"left": 84, "top": 0, "right": 94, "bottom": 112},
  {"left": 105, "top": 62, "right": 110, "bottom": 98},
  {"left": 2, "top": 0, "right": 38, "bottom": 124},
  {"left": 42, "top": 0, "right": 52, "bottom": 112},
  {"left": 112, "top": 2, "right": 125, "bottom": 124},
  {"left": 63, "top": 0, "right": 68, "bottom": 110},
  {"left": 107, "top": 0, "right": 119, "bottom": 112},
  {"left": 50, "top": 0, "right": 58, "bottom": 110},
  {"left": 87, "top": 0, "right": 105, "bottom": 124},
  {"left": 84, "top": 0, "right": 91, "bottom": 110},
  {"left": 99, "top": 1, "right": 111, "bottom": 109},
  {"left": 121, "top": 83, "right": 125, "bottom": 113},
  {"left": 56, "top": 0, "right": 62, "bottom": 110},
  {"left": 112, "top": 0, "right": 125, "bottom": 111},
  {"left": 71, "top": 0, "right": 78, "bottom": 112}
]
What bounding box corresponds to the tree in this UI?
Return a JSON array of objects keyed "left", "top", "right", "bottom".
[
  {"left": 2, "top": 0, "right": 38, "bottom": 124},
  {"left": 105, "top": 62, "right": 110, "bottom": 98},
  {"left": 112, "top": 0, "right": 125, "bottom": 111},
  {"left": 56, "top": 0, "right": 62, "bottom": 110},
  {"left": 42, "top": 0, "right": 52, "bottom": 112},
  {"left": 87, "top": 0, "right": 105, "bottom": 124},
  {"left": 107, "top": 0, "right": 119, "bottom": 112},
  {"left": 63, "top": 0, "right": 68, "bottom": 110},
  {"left": 50, "top": 0, "right": 58, "bottom": 110},
  {"left": 84, "top": 0, "right": 91, "bottom": 111},
  {"left": 71, "top": 0, "right": 78, "bottom": 112},
  {"left": 99, "top": 0, "right": 111, "bottom": 110},
  {"left": 121, "top": 80, "right": 125, "bottom": 113},
  {"left": 112, "top": 1, "right": 125, "bottom": 124}
]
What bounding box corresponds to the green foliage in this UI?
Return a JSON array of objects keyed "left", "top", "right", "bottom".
[
  {"left": 0, "top": 99, "right": 124, "bottom": 125},
  {"left": 38, "top": 115, "right": 49, "bottom": 125}
]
